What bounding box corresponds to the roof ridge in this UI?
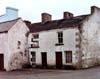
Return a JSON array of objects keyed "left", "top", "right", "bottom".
[
  {"left": 0, "top": 18, "right": 21, "bottom": 24},
  {"left": 31, "top": 14, "right": 90, "bottom": 25}
]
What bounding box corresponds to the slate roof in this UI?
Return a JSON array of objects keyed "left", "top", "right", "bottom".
[
  {"left": 29, "top": 14, "right": 89, "bottom": 33},
  {"left": 0, "top": 18, "right": 20, "bottom": 33}
]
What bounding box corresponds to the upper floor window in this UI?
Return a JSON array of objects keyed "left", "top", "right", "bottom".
[
  {"left": 30, "top": 41, "right": 39, "bottom": 48},
  {"left": 17, "top": 41, "right": 21, "bottom": 49},
  {"left": 58, "top": 31, "right": 63, "bottom": 44},
  {"left": 32, "top": 34, "right": 39, "bottom": 39}
]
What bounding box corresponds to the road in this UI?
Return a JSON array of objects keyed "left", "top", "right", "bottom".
[{"left": 0, "top": 66, "right": 100, "bottom": 79}]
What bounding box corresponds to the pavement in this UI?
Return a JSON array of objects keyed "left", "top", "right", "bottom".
[{"left": 0, "top": 66, "right": 100, "bottom": 79}]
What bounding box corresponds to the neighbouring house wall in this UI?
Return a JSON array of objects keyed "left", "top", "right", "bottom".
[
  {"left": 29, "top": 28, "right": 80, "bottom": 68},
  {"left": 81, "top": 7, "right": 100, "bottom": 68},
  {"left": 0, "top": 7, "right": 18, "bottom": 23},
  {"left": 7, "top": 19, "right": 29, "bottom": 71},
  {"left": 0, "top": 33, "right": 9, "bottom": 70}
]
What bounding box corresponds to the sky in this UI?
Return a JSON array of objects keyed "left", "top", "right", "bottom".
[{"left": 0, "top": 0, "right": 100, "bottom": 22}]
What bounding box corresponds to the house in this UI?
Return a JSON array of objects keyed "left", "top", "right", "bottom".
[
  {"left": 28, "top": 6, "right": 100, "bottom": 69},
  {"left": 0, "top": 18, "right": 29, "bottom": 71},
  {"left": 0, "top": 7, "right": 18, "bottom": 23}
]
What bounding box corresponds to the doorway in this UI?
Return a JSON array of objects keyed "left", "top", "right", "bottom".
[
  {"left": 0, "top": 54, "right": 4, "bottom": 70},
  {"left": 55, "top": 52, "right": 62, "bottom": 69},
  {"left": 41, "top": 52, "right": 47, "bottom": 68}
]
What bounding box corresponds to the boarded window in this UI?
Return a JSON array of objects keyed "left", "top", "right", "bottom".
[
  {"left": 30, "top": 41, "right": 39, "bottom": 48},
  {"left": 65, "top": 51, "right": 72, "bottom": 63}
]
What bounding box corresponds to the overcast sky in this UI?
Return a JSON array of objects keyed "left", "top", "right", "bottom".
[{"left": 0, "top": 0, "right": 100, "bottom": 22}]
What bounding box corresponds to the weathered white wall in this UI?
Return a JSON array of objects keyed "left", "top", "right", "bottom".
[
  {"left": 6, "top": 19, "right": 29, "bottom": 71},
  {"left": 29, "top": 28, "right": 80, "bottom": 67},
  {"left": 81, "top": 7, "right": 100, "bottom": 68},
  {"left": 0, "top": 33, "right": 9, "bottom": 70}
]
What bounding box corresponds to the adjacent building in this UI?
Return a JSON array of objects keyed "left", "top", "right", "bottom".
[{"left": 28, "top": 6, "right": 100, "bottom": 69}]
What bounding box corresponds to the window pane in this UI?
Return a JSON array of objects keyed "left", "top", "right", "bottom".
[
  {"left": 31, "top": 38, "right": 33, "bottom": 42},
  {"left": 33, "top": 34, "right": 39, "bottom": 39},
  {"left": 58, "top": 31, "right": 63, "bottom": 44},
  {"left": 58, "top": 32, "right": 63, "bottom": 37},
  {"left": 31, "top": 52, "right": 36, "bottom": 62},
  {"left": 65, "top": 51, "right": 72, "bottom": 63},
  {"left": 58, "top": 38, "right": 63, "bottom": 43}
]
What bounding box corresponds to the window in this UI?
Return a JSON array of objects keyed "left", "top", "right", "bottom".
[
  {"left": 65, "top": 51, "right": 72, "bottom": 63},
  {"left": 55, "top": 31, "right": 64, "bottom": 46},
  {"left": 18, "top": 41, "right": 21, "bottom": 49},
  {"left": 30, "top": 41, "right": 39, "bottom": 48},
  {"left": 31, "top": 38, "right": 34, "bottom": 42},
  {"left": 31, "top": 52, "right": 36, "bottom": 62},
  {"left": 32, "top": 34, "right": 39, "bottom": 39},
  {"left": 58, "top": 31, "right": 63, "bottom": 44}
]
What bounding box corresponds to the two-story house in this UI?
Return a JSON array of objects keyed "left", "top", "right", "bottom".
[{"left": 28, "top": 6, "right": 100, "bottom": 69}]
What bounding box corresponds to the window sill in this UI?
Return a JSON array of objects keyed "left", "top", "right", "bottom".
[
  {"left": 30, "top": 46, "right": 40, "bottom": 48},
  {"left": 55, "top": 43, "right": 64, "bottom": 46}
]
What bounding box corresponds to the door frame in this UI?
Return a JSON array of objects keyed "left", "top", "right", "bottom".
[
  {"left": 41, "top": 52, "right": 47, "bottom": 68},
  {"left": 55, "top": 51, "right": 62, "bottom": 69},
  {"left": 0, "top": 54, "right": 4, "bottom": 70}
]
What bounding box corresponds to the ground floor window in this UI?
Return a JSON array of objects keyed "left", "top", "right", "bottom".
[
  {"left": 65, "top": 51, "right": 72, "bottom": 63},
  {"left": 31, "top": 51, "right": 36, "bottom": 63}
]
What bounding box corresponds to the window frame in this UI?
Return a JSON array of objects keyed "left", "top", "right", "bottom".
[
  {"left": 30, "top": 41, "right": 39, "bottom": 48},
  {"left": 65, "top": 51, "right": 72, "bottom": 63},
  {"left": 30, "top": 51, "right": 36, "bottom": 62},
  {"left": 55, "top": 31, "right": 64, "bottom": 46},
  {"left": 58, "top": 31, "right": 63, "bottom": 44},
  {"left": 32, "top": 34, "right": 39, "bottom": 39}
]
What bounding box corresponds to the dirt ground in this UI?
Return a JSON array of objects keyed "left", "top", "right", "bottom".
[{"left": 0, "top": 66, "right": 100, "bottom": 79}]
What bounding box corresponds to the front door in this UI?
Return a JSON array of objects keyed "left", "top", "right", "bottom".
[
  {"left": 0, "top": 54, "right": 4, "bottom": 70},
  {"left": 41, "top": 52, "right": 47, "bottom": 68},
  {"left": 56, "top": 52, "right": 62, "bottom": 69}
]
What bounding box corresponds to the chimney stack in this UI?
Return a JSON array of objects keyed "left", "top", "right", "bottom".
[
  {"left": 63, "top": 12, "right": 73, "bottom": 19},
  {"left": 6, "top": 7, "right": 18, "bottom": 17},
  {"left": 42, "top": 13, "right": 52, "bottom": 23},
  {"left": 91, "top": 6, "right": 97, "bottom": 14}
]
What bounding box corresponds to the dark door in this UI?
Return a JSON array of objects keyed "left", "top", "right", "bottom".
[
  {"left": 56, "top": 52, "right": 62, "bottom": 69},
  {"left": 0, "top": 54, "right": 4, "bottom": 70},
  {"left": 41, "top": 52, "right": 47, "bottom": 68}
]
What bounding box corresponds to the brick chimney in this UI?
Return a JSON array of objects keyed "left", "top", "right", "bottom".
[
  {"left": 63, "top": 12, "right": 73, "bottom": 19},
  {"left": 42, "top": 13, "right": 52, "bottom": 23}
]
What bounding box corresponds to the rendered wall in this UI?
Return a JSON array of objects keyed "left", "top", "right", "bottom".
[
  {"left": 81, "top": 7, "right": 100, "bottom": 68},
  {"left": 29, "top": 28, "right": 80, "bottom": 68},
  {"left": 6, "top": 19, "right": 29, "bottom": 71}
]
